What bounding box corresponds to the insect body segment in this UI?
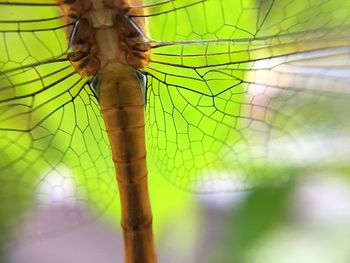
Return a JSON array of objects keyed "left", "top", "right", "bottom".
[
  {"left": 59, "top": 0, "right": 150, "bottom": 77},
  {"left": 58, "top": 1, "right": 156, "bottom": 262},
  {"left": 68, "top": 18, "right": 100, "bottom": 76}
]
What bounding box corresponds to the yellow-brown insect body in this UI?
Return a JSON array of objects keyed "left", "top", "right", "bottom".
[
  {"left": 60, "top": 0, "right": 150, "bottom": 75},
  {"left": 58, "top": 1, "right": 155, "bottom": 262}
]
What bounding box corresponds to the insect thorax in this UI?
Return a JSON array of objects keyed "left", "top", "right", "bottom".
[{"left": 58, "top": 0, "right": 150, "bottom": 77}]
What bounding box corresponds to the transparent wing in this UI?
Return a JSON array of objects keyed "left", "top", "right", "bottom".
[
  {"left": 137, "top": 0, "right": 350, "bottom": 191},
  {"left": 2, "top": 0, "right": 350, "bottom": 251},
  {"left": 0, "top": 0, "right": 116, "bottom": 247},
  {"left": 133, "top": 0, "right": 350, "bottom": 42}
]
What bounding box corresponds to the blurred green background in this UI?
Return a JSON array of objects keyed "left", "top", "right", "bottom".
[
  {"left": 6, "top": 175, "right": 350, "bottom": 263},
  {"left": 1, "top": 0, "right": 350, "bottom": 262}
]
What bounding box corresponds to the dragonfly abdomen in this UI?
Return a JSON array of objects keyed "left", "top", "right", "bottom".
[
  {"left": 99, "top": 63, "right": 156, "bottom": 263},
  {"left": 59, "top": 1, "right": 155, "bottom": 262}
]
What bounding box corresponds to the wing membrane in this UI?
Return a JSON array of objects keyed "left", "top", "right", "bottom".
[
  {"left": 0, "top": 1, "right": 71, "bottom": 71},
  {"left": 142, "top": 0, "right": 350, "bottom": 191},
  {"left": 145, "top": 46, "right": 350, "bottom": 192},
  {"left": 0, "top": 1, "right": 116, "bottom": 246},
  {"left": 135, "top": 0, "right": 350, "bottom": 43},
  {"left": 1, "top": 0, "right": 350, "bottom": 249}
]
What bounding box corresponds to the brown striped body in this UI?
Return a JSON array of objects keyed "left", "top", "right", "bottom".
[
  {"left": 58, "top": 1, "right": 155, "bottom": 262},
  {"left": 100, "top": 63, "right": 155, "bottom": 263}
]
